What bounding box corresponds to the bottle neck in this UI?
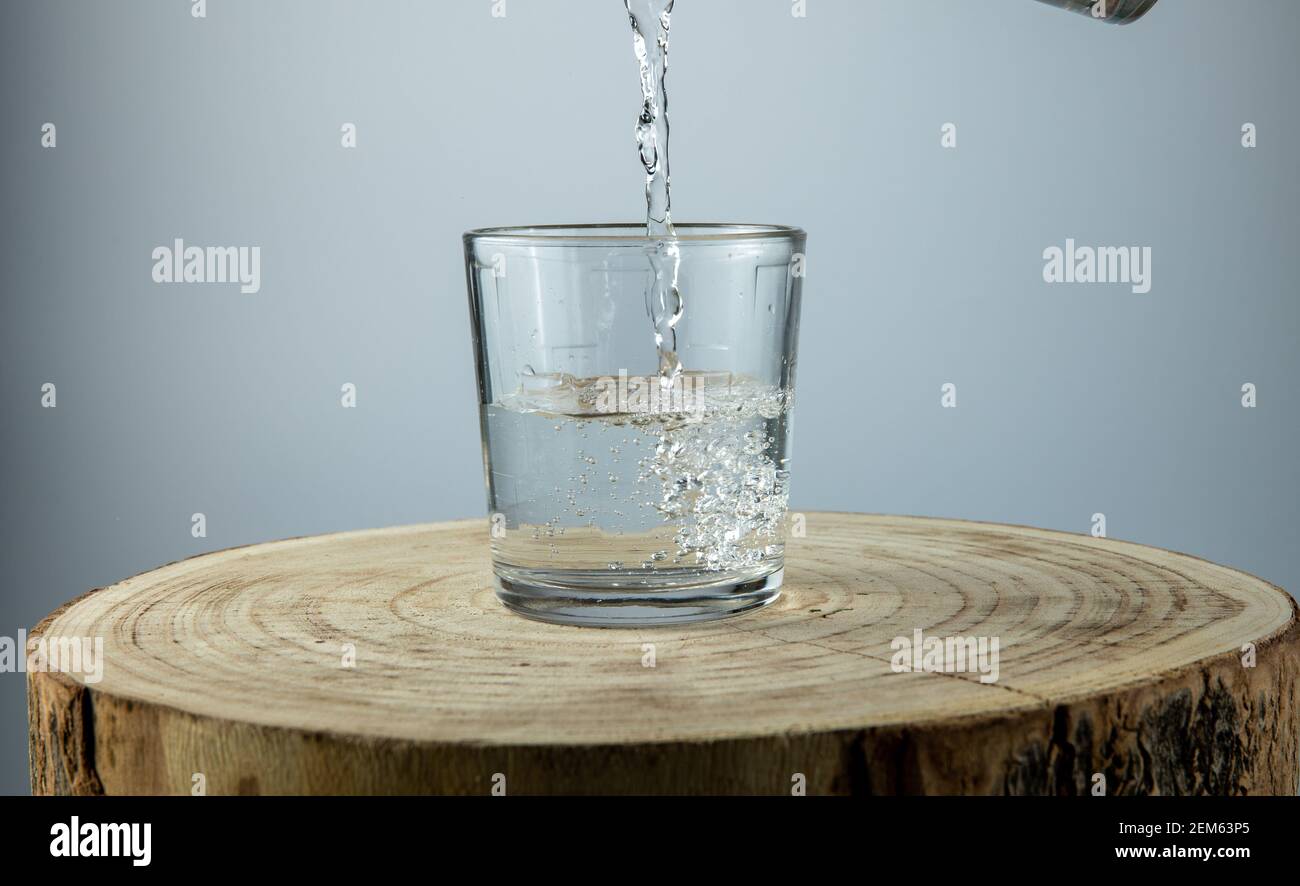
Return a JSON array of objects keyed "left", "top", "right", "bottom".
[{"left": 1032, "top": 0, "right": 1159, "bottom": 24}]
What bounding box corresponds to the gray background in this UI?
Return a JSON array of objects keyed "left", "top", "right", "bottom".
[{"left": 2, "top": 0, "right": 1296, "bottom": 795}]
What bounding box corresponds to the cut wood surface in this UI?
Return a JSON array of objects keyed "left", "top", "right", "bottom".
[{"left": 28, "top": 513, "right": 1300, "bottom": 795}]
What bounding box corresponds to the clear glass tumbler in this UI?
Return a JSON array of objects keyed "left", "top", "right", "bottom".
[{"left": 464, "top": 224, "right": 806, "bottom": 626}]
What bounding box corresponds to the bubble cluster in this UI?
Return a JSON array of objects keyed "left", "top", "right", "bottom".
[{"left": 638, "top": 384, "right": 791, "bottom": 571}]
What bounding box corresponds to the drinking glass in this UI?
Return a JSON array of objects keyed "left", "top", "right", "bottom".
[{"left": 463, "top": 224, "right": 806, "bottom": 626}]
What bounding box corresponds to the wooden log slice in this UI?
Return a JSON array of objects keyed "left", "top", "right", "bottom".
[{"left": 28, "top": 513, "right": 1300, "bottom": 795}]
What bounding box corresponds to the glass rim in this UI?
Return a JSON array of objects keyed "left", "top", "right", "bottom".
[{"left": 464, "top": 223, "right": 806, "bottom": 245}]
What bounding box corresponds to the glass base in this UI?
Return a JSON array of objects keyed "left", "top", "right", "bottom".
[{"left": 494, "top": 566, "right": 783, "bottom": 627}]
